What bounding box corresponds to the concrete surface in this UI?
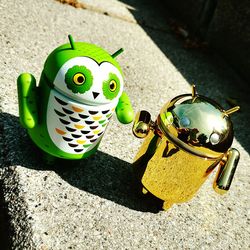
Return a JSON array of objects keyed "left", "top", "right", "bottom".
[
  {"left": 207, "top": 0, "right": 250, "bottom": 82},
  {"left": 0, "top": 0, "right": 250, "bottom": 249},
  {"left": 163, "top": 0, "right": 209, "bottom": 34},
  {"left": 163, "top": 0, "right": 250, "bottom": 82}
]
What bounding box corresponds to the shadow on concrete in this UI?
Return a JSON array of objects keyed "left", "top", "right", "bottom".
[
  {"left": 0, "top": 181, "right": 11, "bottom": 250},
  {"left": 118, "top": 0, "right": 250, "bottom": 154},
  {"left": 0, "top": 112, "right": 162, "bottom": 213}
]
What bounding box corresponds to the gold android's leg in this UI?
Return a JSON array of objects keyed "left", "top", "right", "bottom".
[
  {"left": 162, "top": 201, "right": 173, "bottom": 210},
  {"left": 142, "top": 187, "right": 148, "bottom": 194}
]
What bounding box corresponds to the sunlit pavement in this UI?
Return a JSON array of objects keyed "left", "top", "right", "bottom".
[{"left": 0, "top": 0, "right": 249, "bottom": 249}]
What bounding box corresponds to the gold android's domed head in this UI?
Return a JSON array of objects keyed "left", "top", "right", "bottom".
[{"left": 158, "top": 85, "right": 240, "bottom": 159}]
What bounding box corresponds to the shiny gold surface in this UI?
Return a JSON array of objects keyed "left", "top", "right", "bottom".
[
  {"left": 132, "top": 86, "right": 240, "bottom": 210},
  {"left": 158, "top": 94, "right": 235, "bottom": 158},
  {"left": 133, "top": 121, "right": 150, "bottom": 138},
  {"left": 224, "top": 106, "right": 240, "bottom": 116},
  {"left": 214, "top": 148, "right": 240, "bottom": 194},
  {"left": 158, "top": 116, "right": 224, "bottom": 159},
  {"left": 133, "top": 131, "right": 220, "bottom": 209},
  {"left": 191, "top": 84, "right": 196, "bottom": 98},
  {"left": 132, "top": 111, "right": 153, "bottom": 138}
]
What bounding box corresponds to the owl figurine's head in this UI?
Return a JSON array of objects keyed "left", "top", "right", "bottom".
[{"left": 43, "top": 35, "right": 124, "bottom": 105}]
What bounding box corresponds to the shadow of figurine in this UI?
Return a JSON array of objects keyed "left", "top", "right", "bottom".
[
  {"left": 0, "top": 112, "right": 162, "bottom": 213},
  {"left": 119, "top": 0, "right": 250, "bottom": 154}
]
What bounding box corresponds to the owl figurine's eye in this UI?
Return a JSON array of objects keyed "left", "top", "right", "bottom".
[
  {"left": 102, "top": 73, "right": 121, "bottom": 100},
  {"left": 65, "top": 65, "right": 93, "bottom": 94},
  {"left": 109, "top": 80, "right": 117, "bottom": 92},
  {"left": 73, "top": 73, "right": 85, "bottom": 85}
]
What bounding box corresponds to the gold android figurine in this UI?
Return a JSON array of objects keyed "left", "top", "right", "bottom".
[{"left": 132, "top": 85, "right": 240, "bottom": 210}]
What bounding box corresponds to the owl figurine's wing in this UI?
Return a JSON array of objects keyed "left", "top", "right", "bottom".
[
  {"left": 17, "top": 73, "right": 38, "bottom": 129},
  {"left": 115, "top": 91, "right": 134, "bottom": 124}
]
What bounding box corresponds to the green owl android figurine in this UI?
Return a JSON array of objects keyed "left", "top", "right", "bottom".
[
  {"left": 17, "top": 35, "right": 134, "bottom": 162},
  {"left": 133, "top": 85, "right": 240, "bottom": 210}
]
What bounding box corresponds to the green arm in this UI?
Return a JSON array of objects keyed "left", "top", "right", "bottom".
[
  {"left": 17, "top": 73, "right": 38, "bottom": 129},
  {"left": 115, "top": 91, "right": 134, "bottom": 124}
]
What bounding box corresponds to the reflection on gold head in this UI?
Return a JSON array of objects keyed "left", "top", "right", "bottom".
[{"left": 158, "top": 86, "right": 239, "bottom": 158}]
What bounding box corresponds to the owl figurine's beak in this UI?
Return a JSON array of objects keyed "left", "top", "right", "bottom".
[{"left": 92, "top": 92, "right": 99, "bottom": 99}]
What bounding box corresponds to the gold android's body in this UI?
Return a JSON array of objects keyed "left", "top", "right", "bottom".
[
  {"left": 133, "top": 86, "right": 240, "bottom": 210},
  {"left": 134, "top": 131, "right": 218, "bottom": 209}
]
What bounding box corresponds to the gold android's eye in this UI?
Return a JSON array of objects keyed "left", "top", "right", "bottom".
[
  {"left": 109, "top": 80, "right": 117, "bottom": 92},
  {"left": 73, "top": 73, "right": 85, "bottom": 85},
  {"left": 210, "top": 133, "right": 220, "bottom": 145}
]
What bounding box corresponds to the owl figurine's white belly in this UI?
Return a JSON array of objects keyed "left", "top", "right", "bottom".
[{"left": 47, "top": 89, "right": 117, "bottom": 154}]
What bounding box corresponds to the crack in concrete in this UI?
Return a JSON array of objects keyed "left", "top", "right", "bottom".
[
  {"left": 0, "top": 114, "right": 35, "bottom": 249},
  {"left": 55, "top": 0, "right": 171, "bottom": 33},
  {"left": 56, "top": 0, "right": 86, "bottom": 9},
  {"left": 1, "top": 166, "right": 36, "bottom": 249},
  {"left": 56, "top": 0, "right": 137, "bottom": 23}
]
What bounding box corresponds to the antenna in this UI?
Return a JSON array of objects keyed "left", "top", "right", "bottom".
[
  {"left": 191, "top": 84, "right": 196, "bottom": 98},
  {"left": 68, "top": 34, "right": 76, "bottom": 50},
  {"left": 111, "top": 48, "right": 124, "bottom": 58},
  {"left": 224, "top": 106, "right": 240, "bottom": 116}
]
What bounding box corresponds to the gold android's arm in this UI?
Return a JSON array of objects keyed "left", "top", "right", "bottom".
[
  {"left": 213, "top": 148, "right": 240, "bottom": 194},
  {"left": 132, "top": 110, "right": 155, "bottom": 138}
]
